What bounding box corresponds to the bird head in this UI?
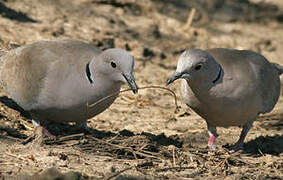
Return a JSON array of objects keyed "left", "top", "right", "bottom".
[
  {"left": 166, "top": 49, "right": 221, "bottom": 86},
  {"left": 92, "top": 48, "right": 138, "bottom": 94}
]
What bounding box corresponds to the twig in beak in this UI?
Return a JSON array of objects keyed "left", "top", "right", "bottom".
[{"left": 87, "top": 86, "right": 180, "bottom": 112}]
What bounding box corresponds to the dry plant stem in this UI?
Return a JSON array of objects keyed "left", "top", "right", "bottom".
[
  {"left": 91, "top": 136, "right": 163, "bottom": 160},
  {"left": 213, "top": 152, "right": 240, "bottom": 168},
  {"left": 91, "top": 136, "right": 137, "bottom": 159},
  {"left": 172, "top": 147, "right": 176, "bottom": 166},
  {"left": 57, "top": 133, "right": 85, "bottom": 142},
  {"left": 105, "top": 166, "right": 133, "bottom": 180},
  {"left": 106, "top": 134, "right": 119, "bottom": 143},
  {"left": 258, "top": 148, "right": 265, "bottom": 156},
  {"left": 88, "top": 86, "right": 179, "bottom": 111},
  {"left": 184, "top": 8, "right": 196, "bottom": 30}
]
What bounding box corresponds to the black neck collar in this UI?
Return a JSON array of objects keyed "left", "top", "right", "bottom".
[
  {"left": 86, "top": 62, "right": 93, "bottom": 84},
  {"left": 212, "top": 65, "right": 222, "bottom": 84}
]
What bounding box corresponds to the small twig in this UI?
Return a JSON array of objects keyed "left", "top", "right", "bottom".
[
  {"left": 172, "top": 146, "right": 176, "bottom": 167},
  {"left": 5, "top": 152, "right": 18, "bottom": 158},
  {"left": 258, "top": 148, "right": 265, "bottom": 157},
  {"left": 57, "top": 133, "right": 85, "bottom": 142},
  {"left": 214, "top": 157, "right": 228, "bottom": 168},
  {"left": 184, "top": 8, "right": 196, "bottom": 30},
  {"left": 87, "top": 85, "right": 179, "bottom": 111},
  {"left": 105, "top": 166, "right": 133, "bottom": 180},
  {"left": 92, "top": 136, "right": 137, "bottom": 159},
  {"left": 137, "top": 143, "right": 148, "bottom": 152},
  {"left": 155, "top": 166, "right": 192, "bottom": 172},
  {"left": 140, "top": 149, "right": 160, "bottom": 156},
  {"left": 91, "top": 136, "right": 161, "bottom": 160},
  {"left": 213, "top": 152, "right": 240, "bottom": 168},
  {"left": 137, "top": 149, "right": 161, "bottom": 159},
  {"left": 106, "top": 134, "right": 119, "bottom": 143},
  {"left": 168, "top": 145, "right": 176, "bottom": 167},
  {"left": 5, "top": 152, "right": 25, "bottom": 161},
  {"left": 0, "top": 162, "right": 16, "bottom": 166}
]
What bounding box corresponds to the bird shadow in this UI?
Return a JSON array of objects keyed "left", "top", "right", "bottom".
[
  {"left": 0, "top": 96, "right": 30, "bottom": 142},
  {"left": 243, "top": 135, "right": 283, "bottom": 156},
  {"left": 0, "top": 2, "right": 37, "bottom": 23},
  {"left": 0, "top": 96, "right": 31, "bottom": 119},
  {"left": 42, "top": 124, "right": 183, "bottom": 160},
  {"left": 0, "top": 126, "right": 28, "bottom": 144},
  {"left": 222, "top": 135, "right": 283, "bottom": 156},
  {"left": 0, "top": 96, "right": 182, "bottom": 151},
  {"left": 0, "top": 96, "right": 281, "bottom": 157},
  {"left": 45, "top": 123, "right": 183, "bottom": 148}
]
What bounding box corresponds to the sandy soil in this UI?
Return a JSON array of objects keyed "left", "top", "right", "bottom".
[{"left": 0, "top": 0, "right": 283, "bottom": 179}]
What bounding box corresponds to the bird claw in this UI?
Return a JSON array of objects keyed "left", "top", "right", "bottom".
[
  {"left": 75, "top": 121, "right": 93, "bottom": 134},
  {"left": 207, "top": 144, "right": 217, "bottom": 150},
  {"left": 228, "top": 144, "right": 243, "bottom": 154}
]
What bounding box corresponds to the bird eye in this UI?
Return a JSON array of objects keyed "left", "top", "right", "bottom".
[
  {"left": 194, "top": 64, "right": 202, "bottom": 71},
  {"left": 111, "top": 61, "right": 117, "bottom": 68}
]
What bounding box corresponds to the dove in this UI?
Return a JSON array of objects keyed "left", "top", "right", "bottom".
[
  {"left": 167, "top": 48, "right": 283, "bottom": 152},
  {"left": 0, "top": 39, "right": 138, "bottom": 136}
]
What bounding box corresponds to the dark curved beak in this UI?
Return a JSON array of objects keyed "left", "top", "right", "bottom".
[
  {"left": 166, "top": 72, "right": 183, "bottom": 86},
  {"left": 123, "top": 73, "right": 138, "bottom": 94}
]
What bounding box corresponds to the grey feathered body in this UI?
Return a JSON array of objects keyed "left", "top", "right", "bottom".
[
  {"left": 181, "top": 48, "right": 280, "bottom": 127},
  {"left": 0, "top": 40, "right": 121, "bottom": 124}
]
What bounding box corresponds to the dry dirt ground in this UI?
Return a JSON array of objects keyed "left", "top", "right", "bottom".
[{"left": 0, "top": 0, "right": 283, "bottom": 179}]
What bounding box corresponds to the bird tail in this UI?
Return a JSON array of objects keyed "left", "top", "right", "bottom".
[{"left": 272, "top": 63, "right": 283, "bottom": 75}]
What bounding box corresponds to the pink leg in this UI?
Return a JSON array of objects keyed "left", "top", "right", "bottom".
[{"left": 207, "top": 125, "right": 218, "bottom": 149}]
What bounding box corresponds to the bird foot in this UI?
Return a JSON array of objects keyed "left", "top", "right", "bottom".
[
  {"left": 207, "top": 144, "right": 217, "bottom": 150},
  {"left": 81, "top": 126, "right": 93, "bottom": 135},
  {"left": 228, "top": 144, "right": 243, "bottom": 154},
  {"left": 75, "top": 121, "right": 93, "bottom": 134}
]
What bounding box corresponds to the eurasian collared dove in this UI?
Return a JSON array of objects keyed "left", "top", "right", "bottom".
[
  {"left": 167, "top": 48, "right": 283, "bottom": 152},
  {"left": 0, "top": 39, "right": 138, "bottom": 136}
]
